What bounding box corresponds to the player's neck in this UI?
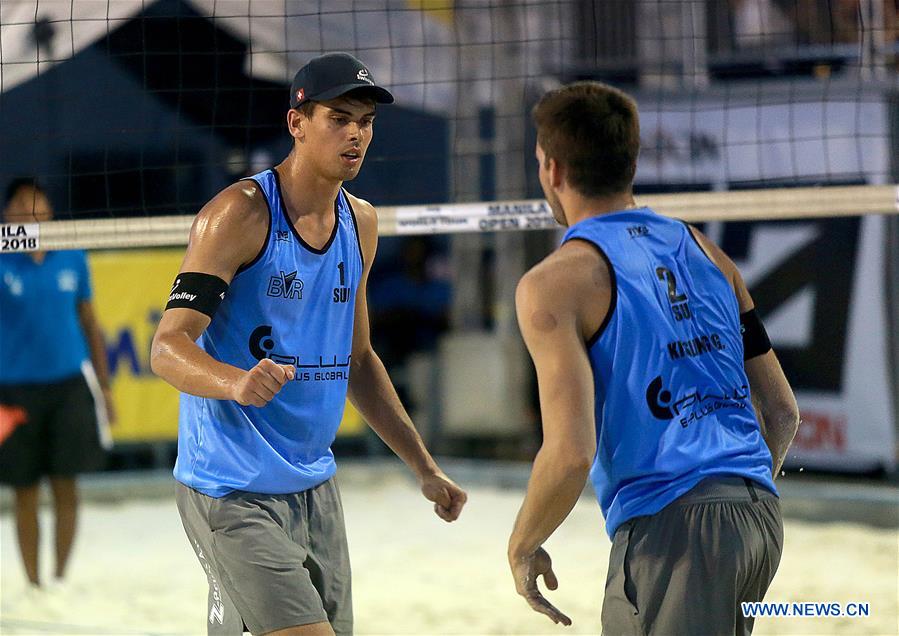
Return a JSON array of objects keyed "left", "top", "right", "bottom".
[
  {"left": 561, "top": 190, "right": 637, "bottom": 226},
  {"left": 275, "top": 155, "right": 342, "bottom": 219}
]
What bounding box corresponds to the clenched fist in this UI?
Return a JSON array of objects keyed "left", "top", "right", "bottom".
[
  {"left": 232, "top": 358, "right": 295, "bottom": 407},
  {"left": 420, "top": 470, "right": 467, "bottom": 522}
]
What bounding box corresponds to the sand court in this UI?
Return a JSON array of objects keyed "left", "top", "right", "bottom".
[{"left": 1, "top": 463, "right": 896, "bottom": 635}]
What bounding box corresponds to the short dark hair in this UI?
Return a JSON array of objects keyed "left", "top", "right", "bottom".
[
  {"left": 294, "top": 100, "right": 318, "bottom": 119},
  {"left": 532, "top": 81, "right": 640, "bottom": 197},
  {"left": 4, "top": 177, "right": 45, "bottom": 206}
]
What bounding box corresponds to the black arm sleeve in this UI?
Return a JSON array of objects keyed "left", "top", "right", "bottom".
[
  {"left": 165, "top": 272, "right": 228, "bottom": 318},
  {"left": 740, "top": 309, "right": 772, "bottom": 360}
]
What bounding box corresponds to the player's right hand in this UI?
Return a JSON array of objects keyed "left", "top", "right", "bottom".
[
  {"left": 509, "top": 547, "right": 572, "bottom": 626},
  {"left": 232, "top": 359, "right": 295, "bottom": 407}
]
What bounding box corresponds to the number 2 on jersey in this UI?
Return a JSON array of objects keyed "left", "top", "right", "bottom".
[{"left": 656, "top": 266, "right": 692, "bottom": 321}]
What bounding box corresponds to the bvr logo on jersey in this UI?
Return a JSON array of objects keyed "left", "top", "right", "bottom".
[{"left": 267, "top": 270, "right": 304, "bottom": 300}]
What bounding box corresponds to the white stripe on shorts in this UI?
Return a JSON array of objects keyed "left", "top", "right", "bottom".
[{"left": 81, "top": 360, "right": 113, "bottom": 450}]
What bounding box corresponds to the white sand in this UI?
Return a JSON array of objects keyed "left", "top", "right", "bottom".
[{"left": 1, "top": 470, "right": 896, "bottom": 635}]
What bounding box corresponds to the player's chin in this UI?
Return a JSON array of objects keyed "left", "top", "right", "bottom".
[{"left": 338, "top": 162, "right": 364, "bottom": 180}]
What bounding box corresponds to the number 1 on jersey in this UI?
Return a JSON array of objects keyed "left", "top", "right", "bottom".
[{"left": 333, "top": 262, "right": 350, "bottom": 304}]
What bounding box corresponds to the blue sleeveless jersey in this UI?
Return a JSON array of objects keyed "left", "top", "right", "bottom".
[
  {"left": 174, "top": 169, "right": 363, "bottom": 497},
  {"left": 562, "top": 208, "right": 777, "bottom": 538}
]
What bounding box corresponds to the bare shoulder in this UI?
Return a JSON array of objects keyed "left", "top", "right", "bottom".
[
  {"left": 343, "top": 191, "right": 377, "bottom": 233},
  {"left": 182, "top": 181, "right": 269, "bottom": 279},
  {"left": 342, "top": 190, "right": 378, "bottom": 263},
  {"left": 193, "top": 181, "right": 268, "bottom": 238},
  {"left": 518, "top": 241, "right": 608, "bottom": 309},
  {"left": 517, "top": 240, "right": 612, "bottom": 342}
]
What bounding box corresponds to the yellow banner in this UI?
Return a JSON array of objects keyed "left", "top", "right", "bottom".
[
  {"left": 89, "top": 249, "right": 365, "bottom": 443},
  {"left": 406, "top": 0, "right": 453, "bottom": 24}
]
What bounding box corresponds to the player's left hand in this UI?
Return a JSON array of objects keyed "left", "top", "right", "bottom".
[
  {"left": 420, "top": 471, "right": 467, "bottom": 522},
  {"left": 509, "top": 546, "right": 572, "bottom": 626}
]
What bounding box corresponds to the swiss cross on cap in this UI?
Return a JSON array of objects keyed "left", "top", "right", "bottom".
[{"left": 289, "top": 52, "right": 394, "bottom": 108}]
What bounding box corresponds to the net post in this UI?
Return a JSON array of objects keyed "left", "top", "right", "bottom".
[{"left": 860, "top": 0, "right": 889, "bottom": 80}]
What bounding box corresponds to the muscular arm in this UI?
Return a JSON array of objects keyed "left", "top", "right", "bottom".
[
  {"left": 508, "top": 248, "right": 599, "bottom": 559},
  {"left": 506, "top": 245, "right": 602, "bottom": 626},
  {"left": 689, "top": 226, "right": 800, "bottom": 477},
  {"left": 346, "top": 194, "right": 466, "bottom": 520},
  {"left": 746, "top": 352, "right": 798, "bottom": 475},
  {"left": 150, "top": 183, "right": 293, "bottom": 405}
]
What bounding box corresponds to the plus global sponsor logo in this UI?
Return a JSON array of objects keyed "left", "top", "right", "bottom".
[
  {"left": 645, "top": 375, "right": 749, "bottom": 428},
  {"left": 248, "top": 325, "right": 351, "bottom": 382}
]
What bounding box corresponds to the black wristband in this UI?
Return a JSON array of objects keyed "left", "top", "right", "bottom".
[
  {"left": 740, "top": 308, "right": 772, "bottom": 360},
  {"left": 165, "top": 272, "right": 228, "bottom": 318}
]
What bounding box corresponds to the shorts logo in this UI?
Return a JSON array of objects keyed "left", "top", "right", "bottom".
[
  {"left": 267, "top": 270, "right": 304, "bottom": 300},
  {"left": 193, "top": 539, "right": 225, "bottom": 625},
  {"left": 209, "top": 598, "right": 225, "bottom": 625}
]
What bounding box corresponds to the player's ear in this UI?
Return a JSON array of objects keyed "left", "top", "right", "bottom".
[
  {"left": 547, "top": 157, "right": 564, "bottom": 190},
  {"left": 287, "top": 108, "right": 306, "bottom": 142}
]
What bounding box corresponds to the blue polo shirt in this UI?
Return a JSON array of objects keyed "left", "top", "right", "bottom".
[{"left": 0, "top": 250, "right": 92, "bottom": 384}]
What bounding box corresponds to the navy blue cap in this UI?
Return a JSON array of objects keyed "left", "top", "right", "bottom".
[{"left": 290, "top": 52, "right": 394, "bottom": 108}]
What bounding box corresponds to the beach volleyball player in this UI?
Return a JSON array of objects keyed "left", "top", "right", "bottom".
[
  {"left": 151, "top": 53, "right": 467, "bottom": 636},
  {"left": 507, "top": 81, "right": 800, "bottom": 634}
]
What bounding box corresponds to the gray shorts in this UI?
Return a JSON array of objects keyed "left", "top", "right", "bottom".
[
  {"left": 602, "top": 476, "right": 783, "bottom": 636},
  {"left": 176, "top": 478, "right": 352, "bottom": 635}
]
